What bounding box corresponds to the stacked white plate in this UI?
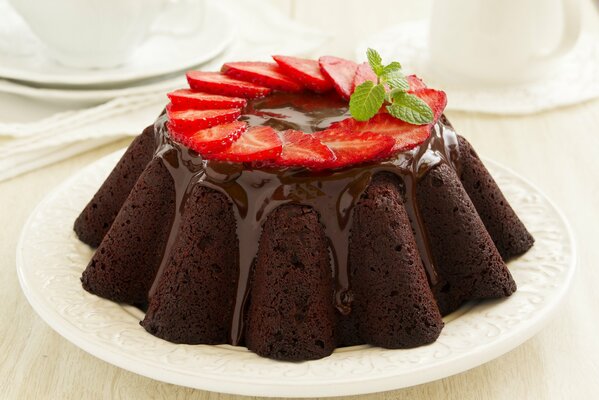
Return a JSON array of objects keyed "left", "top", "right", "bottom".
[{"left": 0, "top": 0, "right": 234, "bottom": 105}]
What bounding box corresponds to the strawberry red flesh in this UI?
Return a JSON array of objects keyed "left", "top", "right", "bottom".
[
  {"left": 186, "top": 71, "right": 271, "bottom": 99},
  {"left": 167, "top": 89, "right": 247, "bottom": 110},
  {"left": 166, "top": 103, "right": 241, "bottom": 133},
  {"left": 169, "top": 121, "right": 248, "bottom": 155},
  {"left": 272, "top": 55, "right": 333, "bottom": 93},
  {"left": 210, "top": 126, "right": 282, "bottom": 162},
  {"left": 352, "top": 62, "right": 377, "bottom": 90},
  {"left": 222, "top": 62, "right": 302, "bottom": 92},
  {"left": 407, "top": 75, "right": 427, "bottom": 91},
  {"left": 331, "top": 114, "right": 432, "bottom": 153},
  {"left": 276, "top": 129, "right": 336, "bottom": 168},
  {"left": 313, "top": 128, "right": 394, "bottom": 168},
  {"left": 318, "top": 56, "right": 358, "bottom": 100},
  {"left": 410, "top": 88, "right": 447, "bottom": 121}
]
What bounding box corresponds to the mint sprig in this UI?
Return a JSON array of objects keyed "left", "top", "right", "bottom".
[
  {"left": 349, "top": 48, "right": 433, "bottom": 125},
  {"left": 349, "top": 80, "right": 385, "bottom": 121},
  {"left": 387, "top": 91, "right": 434, "bottom": 125}
]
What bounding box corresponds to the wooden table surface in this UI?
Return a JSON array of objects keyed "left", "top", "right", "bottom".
[{"left": 1, "top": 1, "right": 598, "bottom": 398}]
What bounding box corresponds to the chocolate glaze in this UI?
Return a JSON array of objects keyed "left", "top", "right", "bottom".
[{"left": 148, "top": 92, "right": 460, "bottom": 346}]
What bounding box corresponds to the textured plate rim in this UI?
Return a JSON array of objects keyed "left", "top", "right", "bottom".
[
  {"left": 16, "top": 149, "right": 576, "bottom": 398},
  {"left": 0, "top": 2, "right": 233, "bottom": 87}
]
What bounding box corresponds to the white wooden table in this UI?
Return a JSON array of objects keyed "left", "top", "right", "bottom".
[{"left": 1, "top": 1, "right": 599, "bottom": 398}]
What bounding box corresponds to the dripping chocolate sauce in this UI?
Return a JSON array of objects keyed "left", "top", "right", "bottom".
[{"left": 147, "top": 92, "right": 460, "bottom": 346}]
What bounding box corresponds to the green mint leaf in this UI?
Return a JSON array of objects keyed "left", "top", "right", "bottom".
[
  {"left": 382, "top": 61, "right": 402, "bottom": 74},
  {"left": 381, "top": 70, "right": 409, "bottom": 91},
  {"left": 349, "top": 81, "right": 386, "bottom": 121},
  {"left": 387, "top": 92, "right": 434, "bottom": 125},
  {"left": 351, "top": 48, "right": 433, "bottom": 126},
  {"left": 366, "top": 48, "right": 384, "bottom": 76}
]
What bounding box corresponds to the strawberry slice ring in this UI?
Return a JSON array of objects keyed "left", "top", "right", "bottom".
[{"left": 164, "top": 53, "right": 448, "bottom": 170}]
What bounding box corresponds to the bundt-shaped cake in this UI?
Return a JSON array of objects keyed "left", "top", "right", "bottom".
[{"left": 74, "top": 52, "right": 534, "bottom": 361}]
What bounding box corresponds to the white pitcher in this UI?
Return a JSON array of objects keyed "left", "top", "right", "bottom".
[{"left": 428, "top": 0, "right": 582, "bottom": 84}]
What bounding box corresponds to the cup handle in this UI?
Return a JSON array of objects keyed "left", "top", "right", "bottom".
[{"left": 542, "top": 0, "right": 582, "bottom": 59}]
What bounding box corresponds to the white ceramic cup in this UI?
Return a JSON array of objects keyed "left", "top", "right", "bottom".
[
  {"left": 8, "top": 0, "right": 202, "bottom": 69},
  {"left": 428, "top": 0, "right": 582, "bottom": 85}
]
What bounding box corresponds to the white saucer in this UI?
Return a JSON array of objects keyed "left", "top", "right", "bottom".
[
  {"left": 0, "top": 76, "right": 185, "bottom": 106},
  {"left": 17, "top": 149, "right": 575, "bottom": 397},
  {"left": 0, "top": 1, "right": 233, "bottom": 87}
]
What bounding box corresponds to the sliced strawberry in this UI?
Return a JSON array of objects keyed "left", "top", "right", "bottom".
[
  {"left": 210, "top": 126, "right": 282, "bottom": 162},
  {"left": 272, "top": 55, "right": 333, "bottom": 93},
  {"left": 167, "top": 89, "right": 246, "bottom": 110},
  {"left": 186, "top": 71, "right": 271, "bottom": 99},
  {"left": 352, "top": 62, "right": 377, "bottom": 90},
  {"left": 411, "top": 88, "right": 447, "bottom": 121},
  {"left": 222, "top": 62, "right": 302, "bottom": 92},
  {"left": 407, "top": 75, "right": 427, "bottom": 91},
  {"left": 318, "top": 56, "right": 358, "bottom": 100},
  {"left": 313, "top": 128, "right": 394, "bottom": 168},
  {"left": 331, "top": 114, "right": 432, "bottom": 153},
  {"left": 331, "top": 88, "right": 447, "bottom": 153},
  {"left": 276, "top": 130, "right": 336, "bottom": 168},
  {"left": 166, "top": 103, "right": 241, "bottom": 133},
  {"left": 169, "top": 121, "right": 247, "bottom": 155}
]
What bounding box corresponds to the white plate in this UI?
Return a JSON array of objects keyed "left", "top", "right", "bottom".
[
  {"left": 17, "top": 150, "right": 575, "bottom": 398},
  {"left": 0, "top": 76, "right": 185, "bottom": 106},
  {"left": 0, "top": 1, "right": 233, "bottom": 87}
]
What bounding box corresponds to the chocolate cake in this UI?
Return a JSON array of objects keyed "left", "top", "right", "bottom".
[
  {"left": 74, "top": 125, "right": 156, "bottom": 248},
  {"left": 74, "top": 53, "right": 534, "bottom": 361}
]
